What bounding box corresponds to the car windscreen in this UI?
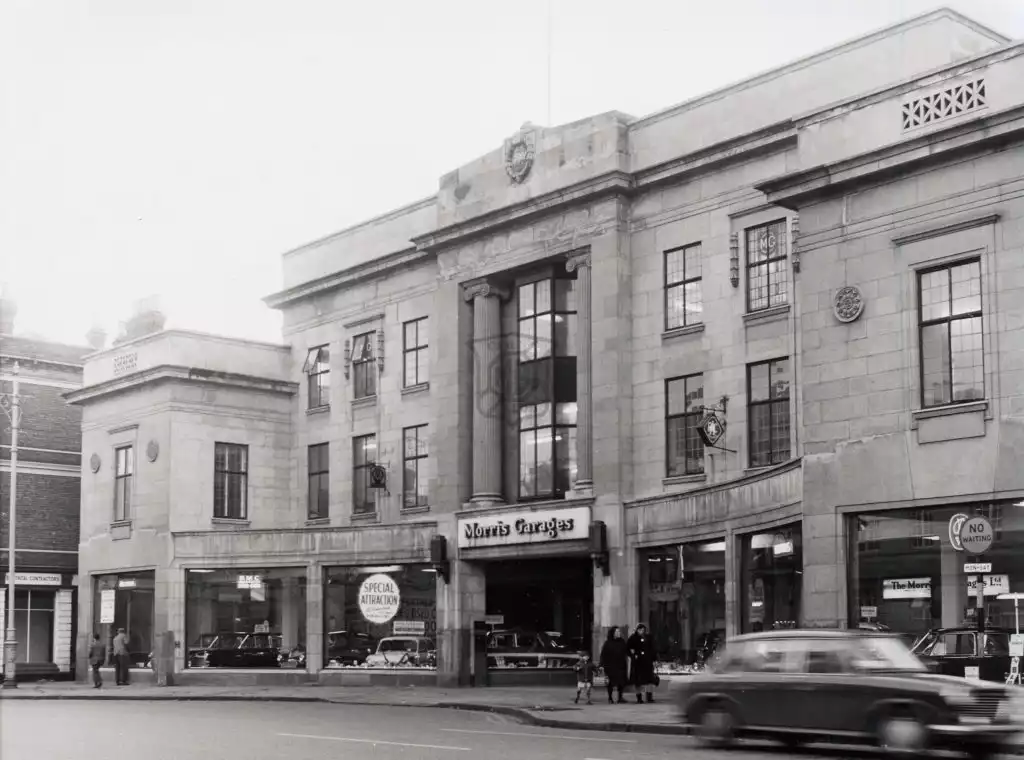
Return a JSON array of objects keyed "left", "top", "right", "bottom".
[
  {"left": 983, "top": 632, "right": 1010, "bottom": 656},
  {"left": 851, "top": 636, "right": 927, "bottom": 671},
  {"left": 380, "top": 639, "right": 417, "bottom": 652}
]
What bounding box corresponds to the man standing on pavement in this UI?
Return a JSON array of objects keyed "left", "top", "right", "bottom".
[
  {"left": 88, "top": 633, "right": 106, "bottom": 689},
  {"left": 112, "top": 627, "right": 131, "bottom": 686}
]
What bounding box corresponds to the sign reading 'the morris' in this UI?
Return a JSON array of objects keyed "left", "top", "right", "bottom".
[{"left": 457, "top": 506, "right": 591, "bottom": 549}]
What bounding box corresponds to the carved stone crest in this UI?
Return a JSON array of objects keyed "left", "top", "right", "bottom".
[
  {"left": 833, "top": 286, "right": 865, "bottom": 323},
  {"left": 146, "top": 439, "right": 160, "bottom": 462},
  {"left": 89, "top": 453, "right": 101, "bottom": 473},
  {"left": 504, "top": 125, "right": 536, "bottom": 184}
]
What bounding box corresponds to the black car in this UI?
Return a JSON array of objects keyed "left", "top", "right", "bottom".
[
  {"left": 204, "top": 633, "right": 280, "bottom": 668},
  {"left": 677, "top": 629, "right": 1023, "bottom": 759},
  {"left": 912, "top": 626, "right": 1013, "bottom": 683},
  {"left": 325, "top": 630, "right": 375, "bottom": 667}
]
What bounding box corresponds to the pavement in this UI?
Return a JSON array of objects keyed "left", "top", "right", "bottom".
[{"left": 0, "top": 679, "right": 685, "bottom": 735}]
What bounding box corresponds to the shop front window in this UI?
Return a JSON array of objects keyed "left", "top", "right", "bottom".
[
  {"left": 848, "top": 502, "right": 1024, "bottom": 641},
  {"left": 11, "top": 589, "right": 55, "bottom": 663},
  {"left": 323, "top": 565, "right": 437, "bottom": 670},
  {"left": 639, "top": 541, "right": 726, "bottom": 674},
  {"left": 185, "top": 568, "right": 307, "bottom": 669},
  {"left": 740, "top": 526, "right": 802, "bottom": 633},
  {"left": 93, "top": 571, "right": 155, "bottom": 668}
]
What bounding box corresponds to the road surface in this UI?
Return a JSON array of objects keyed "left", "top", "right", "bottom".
[{"left": 0, "top": 700, "right": 991, "bottom": 760}]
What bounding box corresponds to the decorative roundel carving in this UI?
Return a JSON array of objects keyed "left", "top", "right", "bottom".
[
  {"left": 504, "top": 136, "right": 535, "bottom": 184},
  {"left": 146, "top": 439, "right": 160, "bottom": 463},
  {"left": 833, "top": 286, "right": 865, "bottom": 323},
  {"left": 89, "top": 453, "right": 101, "bottom": 474}
]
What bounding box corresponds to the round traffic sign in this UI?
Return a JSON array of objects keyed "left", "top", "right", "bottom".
[{"left": 958, "top": 516, "right": 994, "bottom": 555}]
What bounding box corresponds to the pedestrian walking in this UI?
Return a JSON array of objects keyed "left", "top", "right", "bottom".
[
  {"left": 112, "top": 627, "right": 131, "bottom": 686},
  {"left": 627, "top": 623, "right": 658, "bottom": 703},
  {"left": 599, "top": 626, "right": 629, "bottom": 704},
  {"left": 573, "top": 653, "right": 598, "bottom": 704},
  {"left": 88, "top": 633, "right": 106, "bottom": 689}
]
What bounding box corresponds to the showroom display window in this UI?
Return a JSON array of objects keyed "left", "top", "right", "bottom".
[
  {"left": 185, "top": 568, "right": 307, "bottom": 669},
  {"left": 639, "top": 541, "right": 725, "bottom": 674},
  {"left": 323, "top": 565, "right": 437, "bottom": 670},
  {"left": 740, "top": 526, "right": 802, "bottom": 633},
  {"left": 93, "top": 571, "right": 155, "bottom": 668},
  {"left": 848, "top": 502, "right": 1022, "bottom": 638}
]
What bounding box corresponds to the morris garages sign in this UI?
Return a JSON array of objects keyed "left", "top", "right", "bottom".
[
  {"left": 883, "top": 577, "right": 932, "bottom": 599},
  {"left": 457, "top": 506, "right": 591, "bottom": 549}
]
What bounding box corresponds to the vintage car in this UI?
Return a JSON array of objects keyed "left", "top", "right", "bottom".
[
  {"left": 486, "top": 628, "right": 581, "bottom": 669},
  {"left": 677, "top": 629, "right": 1023, "bottom": 759},
  {"left": 204, "top": 632, "right": 280, "bottom": 668},
  {"left": 912, "top": 626, "right": 1013, "bottom": 683},
  {"left": 364, "top": 636, "right": 436, "bottom": 668},
  {"left": 325, "top": 630, "right": 376, "bottom": 667}
]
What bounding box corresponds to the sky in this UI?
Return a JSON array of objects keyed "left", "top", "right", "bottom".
[{"left": 2, "top": 0, "right": 1023, "bottom": 346}]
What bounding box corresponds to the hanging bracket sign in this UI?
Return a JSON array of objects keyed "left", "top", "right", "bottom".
[{"left": 949, "top": 513, "right": 969, "bottom": 551}]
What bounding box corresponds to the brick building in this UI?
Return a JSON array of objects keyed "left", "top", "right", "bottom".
[
  {"left": 67, "top": 9, "right": 1024, "bottom": 686},
  {"left": 1, "top": 299, "right": 91, "bottom": 680}
]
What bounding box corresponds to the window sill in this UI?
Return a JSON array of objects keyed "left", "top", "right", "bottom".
[
  {"left": 306, "top": 405, "right": 330, "bottom": 417},
  {"left": 743, "top": 303, "right": 790, "bottom": 326},
  {"left": 305, "top": 517, "right": 330, "bottom": 527},
  {"left": 661, "top": 324, "right": 705, "bottom": 342},
  {"left": 350, "top": 511, "right": 379, "bottom": 523},
  {"left": 401, "top": 505, "right": 431, "bottom": 515},
  {"left": 352, "top": 395, "right": 377, "bottom": 409},
  {"left": 663, "top": 473, "right": 707, "bottom": 486},
  {"left": 211, "top": 517, "right": 250, "bottom": 527},
  {"left": 401, "top": 382, "right": 430, "bottom": 397},
  {"left": 911, "top": 400, "right": 988, "bottom": 423}
]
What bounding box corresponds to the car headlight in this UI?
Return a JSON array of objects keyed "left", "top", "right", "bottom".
[{"left": 941, "top": 688, "right": 976, "bottom": 709}]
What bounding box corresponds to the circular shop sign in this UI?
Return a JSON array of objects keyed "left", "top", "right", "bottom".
[
  {"left": 358, "top": 574, "right": 401, "bottom": 624},
  {"left": 958, "top": 516, "right": 994, "bottom": 555},
  {"left": 949, "top": 513, "right": 969, "bottom": 551}
]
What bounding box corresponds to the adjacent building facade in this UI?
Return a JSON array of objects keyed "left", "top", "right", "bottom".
[
  {"left": 1, "top": 300, "right": 89, "bottom": 680},
  {"left": 67, "top": 9, "right": 1024, "bottom": 685}
]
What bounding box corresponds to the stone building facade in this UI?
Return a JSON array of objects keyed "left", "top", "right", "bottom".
[
  {"left": 67, "top": 9, "right": 1024, "bottom": 685},
  {"left": 1, "top": 300, "right": 90, "bottom": 680}
]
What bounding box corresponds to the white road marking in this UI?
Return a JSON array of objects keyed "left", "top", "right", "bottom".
[
  {"left": 438, "top": 728, "right": 636, "bottom": 743},
  {"left": 278, "top": 732, "right": 471, "bottom": 751}
]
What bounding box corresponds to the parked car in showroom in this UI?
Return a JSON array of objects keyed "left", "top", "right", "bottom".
[
  {"left": 204, "top": 632, "right": 280, "bottom": 668},
  {"left": 677, "top": 629, "right": 1023, "bottom": 759},
  {"left": 325, "top": 630, "right": 375, "bottom": 667},
  {"left": 486, "top": 628, "right": 581, "bottom": 668},
  {"left": 364, "top": 636, "right": 436, "bottom": 668},
  {"left": 912, "top": 626, "right": 1013, "bottom": 683}
]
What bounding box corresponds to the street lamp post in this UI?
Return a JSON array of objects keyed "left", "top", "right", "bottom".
[{"left": 1, "top": 361, "right": 21, "bottom": 688}]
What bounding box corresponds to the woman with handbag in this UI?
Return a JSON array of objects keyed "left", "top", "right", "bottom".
[{"left": 627, "top": 623, "right": 658, "bottom": 703}]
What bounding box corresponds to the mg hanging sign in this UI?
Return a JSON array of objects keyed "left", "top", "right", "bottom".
[
  {"left": 959, "top": 516, "right": 994, "bottom": 555},
  {"left": 949, "top": 513, "right": 969, "bottom": 551}
]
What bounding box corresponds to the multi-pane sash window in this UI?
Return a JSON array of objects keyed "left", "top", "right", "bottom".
[
  {"left": 746, "top": 220, "right": 788, "bottom": 312},
  {"left": 747, "top": 358, "right": 791, "bottom": 467},
  {"left": 665, "top": 243, "right": 703, "bottom": 330},
  {"left": 403, "top": 318, "right": 429, "bottom": 387},
  {"left": 303, "top": 345, "right": 330, "bottom": 409},
  {"left": 308, "top": 443, "right": 329, "bottom": 519},
  {"left": 352, "top": 434, "right": 377, "bottom": 515},
  {"left": 402, "top": 425, "right": 428, "bottom": 509},
  {"left": 518, "top": 276, "right": 578, "bottom": 500},
  {"left": 666, "top": 374, "right": 704, "bottom": 476},
  {"left": 114, "top": 446, "right": 133, "bottom": 521},
  {"left": 919, "top": 260, "right": 983, "bottom": 407},
  {"left": 352, "top": 332, "right": 376, "bottom": 399},
  {"left": 214, "top": 443, "right": 248, "bottom": 519}
]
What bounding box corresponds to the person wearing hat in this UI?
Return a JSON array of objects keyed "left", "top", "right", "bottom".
[{"left": 112, "top": 627, "right": 131, "bottom": 685}]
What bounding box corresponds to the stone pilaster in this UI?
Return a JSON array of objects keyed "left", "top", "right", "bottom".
[
  {"left": 567, "top": 251, "right": 593, "bottom": 494},
  {"left": 464, "top": 281, "right": 508, "bottom": 505}
]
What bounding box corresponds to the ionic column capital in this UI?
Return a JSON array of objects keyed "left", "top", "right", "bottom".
[
  {"left": 566, "top": 251, "right": 592, "bottom": 273},
  {"left": 462, "top": 280, "right": 510, "bottom": 303}
]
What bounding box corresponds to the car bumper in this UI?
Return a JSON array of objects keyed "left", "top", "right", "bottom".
[{"left": 930, "top": 722, "right": 1021, "bottom": 748}]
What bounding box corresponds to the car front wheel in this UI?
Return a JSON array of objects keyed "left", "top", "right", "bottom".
[
  {"left": 875, "top": 711, "right": 928, "bottom": 755},
  {"left": 695, "top": 703, "right": 738, "bottom": 748}
]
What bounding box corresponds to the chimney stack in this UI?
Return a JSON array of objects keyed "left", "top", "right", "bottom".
[
  {"left": 86, "top": 325, "right": 108, "bottom": 350},
  {"left": 113, "top": 295, "right": 166, "bottom": 345},
  {"left": 0, "top": 297, "right": 16, "bottom": 335}
]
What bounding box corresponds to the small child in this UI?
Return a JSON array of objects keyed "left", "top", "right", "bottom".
[{"left": 574, "top": 653, "right": 598, "bottom": 704}]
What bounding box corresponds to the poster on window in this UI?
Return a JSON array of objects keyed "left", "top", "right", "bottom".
[
  {"left": 882, "top": 578, "right": 932, "bottom": 599},
  {"left": 100, "top": 589, "right": 116, "bottom": 624},
  {"left": 966, "top": 574, "right": 1010, "bottom": 597}
]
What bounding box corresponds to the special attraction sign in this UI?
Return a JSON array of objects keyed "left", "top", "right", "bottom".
[{"left": 457, "top": 506, "right": 591, "bottom": 549}]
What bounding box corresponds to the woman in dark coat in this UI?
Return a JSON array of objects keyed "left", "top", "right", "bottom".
[
  {"left": 599, "top": 626, "right": 629, "bottom": 704},
  {"left": 627, "top": 623, "right": 658, "bottom": 703}
]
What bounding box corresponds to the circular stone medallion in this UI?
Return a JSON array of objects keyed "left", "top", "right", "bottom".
[{"left": 833, "top": 285, "right": 865, "bottom": 323}]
